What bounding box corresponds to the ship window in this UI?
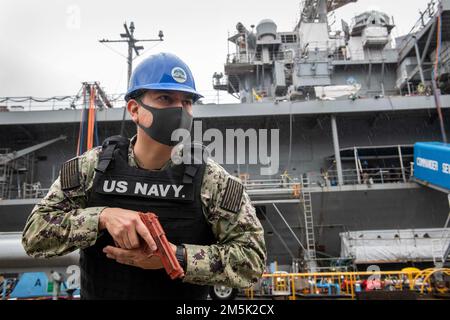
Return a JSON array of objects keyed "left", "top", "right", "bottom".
[{"left": 281, "top": 34, "right": 297, "bottom": 43}]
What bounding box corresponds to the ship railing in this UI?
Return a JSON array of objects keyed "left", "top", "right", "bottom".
[
  {"left": 243, "top": 179, "right": 300, "bottom": 190},
  {"left": 227, "top": 51, "right": 294, "bottom": 65},
  {"left": 0, "top": 94, "right": 126, "bottom": 111},
  {"left": 253, "top": 51, "right": 294, "bottom": 62},
  {"left": 332, "top": 48, "right": 393, "bottom": 61},
  {"left": 323, "top": 167, "right": 411, "bottom": 186},
  {"left": 226, "top": 52, "right": 253, "bottom": 64},
  {"left": 198, "top": 89, "right": 239, "bottom": 105},
  {"left": 212, "top": 77, "right": 228, "bottom": 88},
  {"left": 22, "top": 183, "right": 49, "bottom": 199},
  {"left": 0, "top": 166, "right": 414, "bottom": 200},
  {"left": 242, "top": 167, "right": 411, "bottom": 192}
]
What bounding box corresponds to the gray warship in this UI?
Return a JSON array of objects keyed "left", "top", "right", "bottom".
[{"left": 0, "top": 0, "right": 450, "bottom": 278}]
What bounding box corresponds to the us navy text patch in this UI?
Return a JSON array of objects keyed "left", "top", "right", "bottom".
[{"left": 96, "top": 175, "right": 194, "bottom": 201}]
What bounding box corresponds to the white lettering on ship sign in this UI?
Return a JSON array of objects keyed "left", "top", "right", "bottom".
[
  {"left": 416, "top": 157, "right": 439, "bottom": 171},
  {"left": 443, "top": 163, "right": 450, "bottom": 175}
]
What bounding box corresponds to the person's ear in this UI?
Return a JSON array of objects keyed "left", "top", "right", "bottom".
[{"left": 127, "top": 99, "right": 139, "bottom": 124}]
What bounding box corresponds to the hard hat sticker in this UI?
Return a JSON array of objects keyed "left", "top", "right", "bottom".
[{"left": 171, "top": 67, "right": 187, "bottom": 83}]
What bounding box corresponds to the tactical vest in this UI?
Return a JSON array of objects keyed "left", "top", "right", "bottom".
[{"left": 80, "top": 136, "right": 215, "bottom": 300}]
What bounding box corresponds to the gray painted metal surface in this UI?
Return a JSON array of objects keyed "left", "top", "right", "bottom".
[{"left": 0, "top": 95, "right": 449, "bottom": 125}]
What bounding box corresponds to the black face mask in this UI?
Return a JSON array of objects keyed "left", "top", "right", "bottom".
[{"left": 136, "top": 98, "right": 193, "bottom": 146}]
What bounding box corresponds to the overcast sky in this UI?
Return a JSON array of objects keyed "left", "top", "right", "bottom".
[{"left": 0, "top": 0, "right": 430, "bottom": 103}]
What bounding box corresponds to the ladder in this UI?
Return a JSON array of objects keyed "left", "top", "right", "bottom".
[{"left": 301, "top": 175, "right": 317, "bottom": 261}]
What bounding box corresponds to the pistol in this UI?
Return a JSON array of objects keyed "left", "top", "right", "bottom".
[{"left": 138, "top": 212, "right": 185, "bottom": 280}]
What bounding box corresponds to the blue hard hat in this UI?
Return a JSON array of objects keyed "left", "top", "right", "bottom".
[{"left": 125, "top": 52, "right": 203, "bottom": 102}]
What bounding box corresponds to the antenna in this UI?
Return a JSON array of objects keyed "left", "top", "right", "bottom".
[{"left": 99, "top": 22, "right": 164, "bottom": 136}]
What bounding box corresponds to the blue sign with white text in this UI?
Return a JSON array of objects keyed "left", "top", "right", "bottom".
[{"left": 413, "top": 142, "right": 450, "bottom": 191}]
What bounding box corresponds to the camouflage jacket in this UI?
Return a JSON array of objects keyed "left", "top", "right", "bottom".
[{"left": 22, "top": 137, "right": 266, "bottom": 288}]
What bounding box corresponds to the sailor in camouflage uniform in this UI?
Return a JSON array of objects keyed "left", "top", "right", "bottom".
[{"left": 22, "top": 53, "right": 266, "bottom": 300}]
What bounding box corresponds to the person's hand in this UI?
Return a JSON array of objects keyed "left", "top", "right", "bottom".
[
  {"left": 99, "top": 208, "right": 157, "bottom": 251},
  {"left": 103, "top": 243, "right": 177, "bottom": 270}
]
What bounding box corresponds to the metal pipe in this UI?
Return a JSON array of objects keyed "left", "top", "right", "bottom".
[
  {"left": 256, "top": 64, "right": 260, "bottom": 90},
  {"left": 367, "top": 62, "right": 372, "bottom": 88},
  {"left": 444, "top": 195, "right": 450, "bottom": 229},
  {"left": 331, "top": 116, "right": 344, "bottom": 186},
  {"left": 262, "top": 65, "right": 265, "bottom": 92},
  {"left": 420, "top": 16, "right": 437, "bottom": 66},
  {"left": 381, "top": 60, "right": 386, "bottom": 96},
  {"left": 398, "top": 145, "right": 407, "bottom": 183},
  {"left": 260, "top": 210, "right": 295, "bottom": 259},
  {"left": 354, "top": 147, "right": 361, "bottom": 184},
  {"left": 413, "top": 36, "right": 426, "bottom": 84},
  {"left": 272, "top": 204, "right": 306, "bottom": 252},
  {"left": 245, "top": 33, "right": 249, "bottom": 63},
  {"left": 0, "top": 232, "right": 80, "bottom": 274},
  {"left": 317, "top": 0, "right": 328, "bottom": 23},
  {"left": 252, "top": 199, "right": 303, "bottom": 205}
]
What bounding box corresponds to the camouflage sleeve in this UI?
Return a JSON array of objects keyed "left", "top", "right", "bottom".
[
  {"left": 22, "top": 147, "right": 106, "bottom": 258},
  {"left": 182, "top": 159, "right": 267, "bottom": 288}
]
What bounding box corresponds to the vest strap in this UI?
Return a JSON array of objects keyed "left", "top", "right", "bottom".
[
  {"left": 95, "top": 143, "right": 118, "bottom": 173},
  {"left": 183, "top": 165, "right": 198, "bottom": 184}
]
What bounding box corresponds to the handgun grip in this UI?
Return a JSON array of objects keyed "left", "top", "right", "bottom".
[{"left": 139, "top": 212, "right": 185, "bottom": 280}]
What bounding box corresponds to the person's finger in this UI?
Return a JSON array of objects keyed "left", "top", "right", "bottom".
[
  {"left": 123, "top": 232, "right": 133, "bottom": 249},
  {"left": 103, "top": 246, "right": 133, "bottom": 260},
  {"left": 117, "top": 237, "right": 127, "bottom": 249},
  {"left": 110, "top": 232, "right": 126, "bottom": 249},
  {"left": 135, "top": 220, "right": 157, "bottom": 252},
  {"left": 127, "top": 229, "right": 140, "bottom": 249}
]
